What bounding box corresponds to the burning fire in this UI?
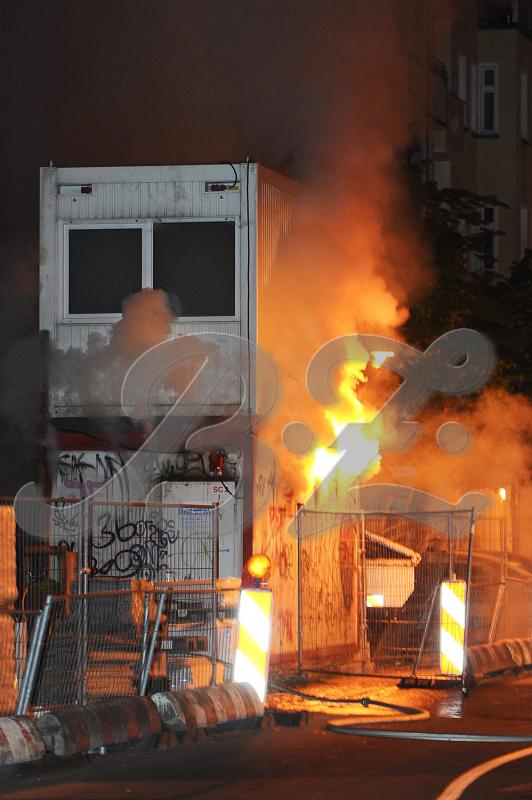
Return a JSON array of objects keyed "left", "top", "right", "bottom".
[{"left": 302, "top": 352, "right": 389, "bottom": 499}]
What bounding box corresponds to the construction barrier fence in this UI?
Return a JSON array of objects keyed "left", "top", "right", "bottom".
[
  {"left": 0, "top": 496, "right": 243, "bottom": 715},
  {"left": 297, "top": 509, "right": 476, "bottom": 680},
  {"left": 296, "top": 509, "right": 532, "bottom": 681},
  {"left": 12, "top": 583, "right": 240, "bottom": 716}
]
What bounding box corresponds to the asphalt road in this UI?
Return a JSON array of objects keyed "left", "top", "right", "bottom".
[{"left": 1, "top": 675, "right": 531, "bottom": 800}]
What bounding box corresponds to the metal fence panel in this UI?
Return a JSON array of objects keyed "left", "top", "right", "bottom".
[
  {"left": 0, "top": 496, "right": 236, "bottom": 714},
  {"left": 495, "top": 578, "right": 532, "bottom": 639},
  {"left": 297, "top": 509, "right": 475, "bottom": 679},
  {"left": 88, "top": 502, "right": 218, "bottom": 583},
  {"left": 8, "top": 497, "right": 219, "bottom": 611},
  {"left": 27, "top": 590, "right": 161, "bottom": 711},
  {"left": 15, "top": 582, "right": 240, "bottom": 714},
  {"left": 158, "top": 585, "right": 240, "bottom": 692},
  {"left": 297, "top": 512, "right": 364, "bottom": 673}
]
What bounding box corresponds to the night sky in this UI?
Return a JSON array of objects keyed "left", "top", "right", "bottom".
[{"left": 3, "top": 0, "right": 359, "bottom": 238}]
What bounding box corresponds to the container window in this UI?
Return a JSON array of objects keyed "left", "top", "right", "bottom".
[
  {"left": 153, "top": 222, "right": 236, "bottom": 317},
  {"left": 68, "top": 228, "right": 142, "bottom": 314}
]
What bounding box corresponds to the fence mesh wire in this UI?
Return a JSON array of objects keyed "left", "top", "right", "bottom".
[
  {"left": 158, "top": 585, "right": 240, "bottom": 692},
  {"left": 88, "top": 501, "right": 218, "bottom": 583},
  {"left": 28, "top": 590, "right": 157, "bottom": 710},
  {"left": 297, "top": 512, "right": 363, "bottom": 673},
  {"left": 1, "top": 493, "right": 531, "bottom": 712},
  {"left": 6, "top": 497, "right": 219, "bottom": 616},
  {"left": 298, "top": 509, "right": 475, "bottom": 677},
  {"left": 297, "top": 508, "right": 532, "bottom": 679},
  {"left": 20, "top": 583, "right": 240, "bottom": 714},
  {"left": 0, "top": 497, "right": 242, "bottom": 714}
]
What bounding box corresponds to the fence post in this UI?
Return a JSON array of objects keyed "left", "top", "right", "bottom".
[
  {"left": 447, "top": 512, "right": 454, "bottom": 579},
  {"left": 210, "top": 587, "right": 218, "bottom": 687},
  {"left": 296, "top": 503, "right": 303, "bottom": 674},
  {"left": 211, "top": 508, "right": 218, "bottom": 686},
  {"left": 488, "top": 518, "right": 508, "bottom": 642},
  {"left": 139, "top": 591, "right": 166, "bottom": 696},
  {"left": 75, "top": 505, "right": 91, "bottom": 706},
  {"left": 413, "top": 584, "right": 438, "bottom": 677},
  {"left": 462, "top": 509, "right": 475, "bottom": 692},
  {"left": 358, "top": 513, "right": 369, "bottom": 663},
  {"left": 16, "top": 595, "right": 53, "bottom": 716},
  {"left": 140, "top": 592, "right": 150, "bottom": 673},
  {"left": 76, "top": 592, "right": 89, "bottom": 706}
]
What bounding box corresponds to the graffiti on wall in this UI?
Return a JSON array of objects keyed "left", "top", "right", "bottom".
[
  {"left": 56, "top": 452, "right": 128, "bottom": 500},
  {"left": 91, "top": 512, "right": 180, "bottom": 580},
  {"left": 338, "top": 521, "right": 357, "bottom": 613}
]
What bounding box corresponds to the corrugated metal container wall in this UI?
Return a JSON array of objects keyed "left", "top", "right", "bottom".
[{"left": 40, "top": 163, "right": 296, "bottom": 419}]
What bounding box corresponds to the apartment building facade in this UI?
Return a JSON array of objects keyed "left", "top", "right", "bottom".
[{"left": 406, "top": 0, "right": 532, "bottom": 275}]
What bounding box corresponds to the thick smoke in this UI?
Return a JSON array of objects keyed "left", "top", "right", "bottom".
[
  {"left": 380, "top": 391, "right": 532, "bottom": 498},
  {"left": 49, "top": 289, "right": 174, "bottom": 416},
  {"left": 2, "top": 0, "right": 431, "bottom": 494}
]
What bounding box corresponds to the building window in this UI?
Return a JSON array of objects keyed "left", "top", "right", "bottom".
[
  {"left": 153, "top": 222, "right": 236, "bottom": 317},
  {"left": 67, "top": 227, "right": 143, "bottom": 315},
  {"left": 458, "top": 57, "right": 467, "bottom": 102},
  {"left": 429, "top": 59, "right": 448, "bottom": 125},
  {"left": 521, "top": 73, "right": 529, "bottom": 141},
  {"left": 521, "top": 207, "right": 529, "bottom": 255},
  {"left": 471, "top": 65, "right": 478, "bottom": 131},
  {"left": 478, "top": 64, "right": 499, "bottom": 135},
  {"left": 433, "top": 160, "right": 451, "bottom": 189},
  {"left": 458, "top": 56, "right": 468, "bottom": 127},
  {"left": 472, "top": 206, "right": 498, "bottom": 272},
  {"left": 64, "top": 219, "right": 239, "bottom": 321}
]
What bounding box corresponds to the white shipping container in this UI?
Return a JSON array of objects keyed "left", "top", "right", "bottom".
[{"left": 40, "top": 163, "right": 295, "bottom": 418}]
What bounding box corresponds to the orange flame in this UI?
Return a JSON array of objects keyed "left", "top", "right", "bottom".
[{"left": 301, "top": 356, "right": 385, "bottom": 500}]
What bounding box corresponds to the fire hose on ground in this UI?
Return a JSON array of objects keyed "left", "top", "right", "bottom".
[
  {"left": 270, "top": 682, "right": 532, "bottom": 742},
  {"left": 269, "top": 682, "right": 430, "bottom": 724}
]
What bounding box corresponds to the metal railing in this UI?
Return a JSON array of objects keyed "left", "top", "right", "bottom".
[{"left": 296, "top": 508, "right": 532, "bottom": 681}]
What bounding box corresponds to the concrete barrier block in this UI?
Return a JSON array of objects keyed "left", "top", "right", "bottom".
[
  {"left": 0, "top": 716, "right": 45, "bottom": 765},
  {"left": 493, "top": 641, "right": 513, "bottom": 671},
  {"left": 468, "top": 637, "right": 532, "bottom": 681},
  {"left": 36, "top": 697, "right": 161, "bottom": 756},
  {"left": 505, "top": 638, "right": 525, "bottom": 667},
  {"left": 152, "top": 682, "right": 264, "bottom": 731}
]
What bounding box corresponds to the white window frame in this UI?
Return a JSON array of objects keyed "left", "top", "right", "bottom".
[
  {"left": 62, "top": 217, "right": 241, "bottom": 323},
  {"left": 62, "top": 222, "right": 148, "bottom": 323},
  {"left": 433, "top": 160, "right": 451, "bottom": 189},
  {"left": 477, "top": 64, "right": 499, "bottom": 136}
]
